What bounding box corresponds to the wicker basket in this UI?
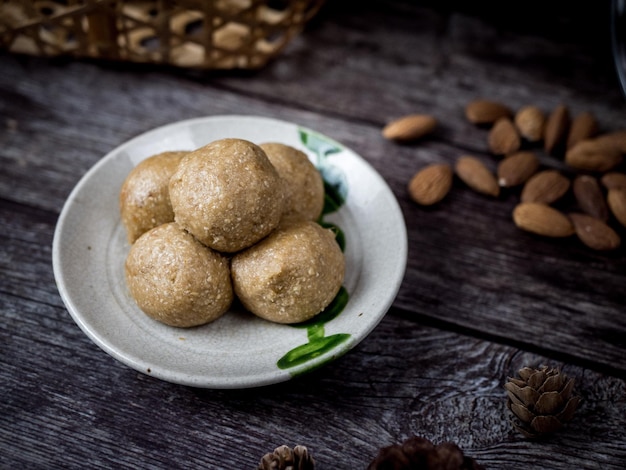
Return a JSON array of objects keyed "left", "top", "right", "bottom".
[{"left": 0, "top": 0, "right": 324, "bottom": 69}]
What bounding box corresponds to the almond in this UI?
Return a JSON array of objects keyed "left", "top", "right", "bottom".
[
  {"left": 595, "top": 129, "right": 626, "bottom": 152},
  {"left": 408, "top": 163, "right": 453, "bottom": 205},
  {"left": 607, "top": 188, "right": 626, "bottom": 228},
  {"left": 567, "top": 111, "right": 598, "bottom": 149},
  {"left": 455, "top": 156, "right": 499, "bottom": 197},
  {"left": 382, "top": 114, "right": 437, "bottom": 142},
  {"left": 601, "top": 172, "right": 626, "bottom": 190},
  {"left": 572, "top": 175, "right": 609, "bottom": 222},
  {"left": 565, "top": 139, "right": 623, "bottom": 172},
  {"left": 465, "top": 99, "right": 512, "bottom": 125},
  {"left": 514, "top": 105, "right": 545, "bottom": 142},
  {"left": 544, "top": 104, "right": 570, "bottom": 155},
  {"left": 521, "top": 170, "right": 570, "bottom": 204},
  {"left": 513, "top": 203, "right": 575, "bottom": 237},
  {"left": 488, "top": 117, "right": 521, "bottom": 155},
  {"left": 568, "top": 213, "right": 621, "bottom": 250},
  {"left": 497, "top": 151, "right": 539, "bottom": 187}
]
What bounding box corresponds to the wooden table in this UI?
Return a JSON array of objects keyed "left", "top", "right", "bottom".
[{"left": 2, "top": 1, "right": 625, "bottom": 468}]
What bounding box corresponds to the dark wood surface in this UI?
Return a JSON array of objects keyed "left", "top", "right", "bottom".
[{"left": 2, "top": 1, "right": 626, "bottom": 468}]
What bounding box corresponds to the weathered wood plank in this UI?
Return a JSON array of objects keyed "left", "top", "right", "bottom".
[
  {"left": 209, "top": 1, "right": 626, "bottom": 135},
  {"left": 1, "top": 309, "right": 625, "bottom": 469}
]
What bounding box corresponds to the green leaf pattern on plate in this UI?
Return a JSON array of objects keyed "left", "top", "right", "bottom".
[
  {"left": 299, "top": 128, "right": 348, "bottom": 215},
  {"left": 275, "top": 129, "right": 352, "bottom": 374},
  {"left": 276, "top": 334, "right": 351, "bottom": 372}
]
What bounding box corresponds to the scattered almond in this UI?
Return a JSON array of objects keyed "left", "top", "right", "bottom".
[
  {"left": 408, "top": 163, "right": 453, "bottom": 205},
  {"left": 521, "top": 170, "right": 570, "bottom": 204},
  {"left": 601, "top": 172, "right": 626, "bottom": 190},
  {"left": 567, "top": 111, "right": 598, "bottom": 149},
  {"left": 513, "top": 203, "right": 575, "bottom": 237},
  {"left": 465, "top": 99, "right": 512, "bottom": 125},
  {"left": 382, "top": 114, "right": 437, "bottom": 142},
  {"left": 595, "top": 129, "right": 626, "bottom": 152},
  {"left": 497, "top": 151, "right": 539, "bottom": 187},
  {"left": 565, "top": 139, "right": 623, "bottom": 172},
  {"left": 572, "top": 175, "right": 609, "bottom": 222},
  {"left": 455, "top": 156, "right": 500, "bottom": 197},
  {"left": 488, "top": 117, "right": 521, "bottom": 155},
  {"left": 544, "top": 104, "right": 570, "bottom": 155},
  {"left": 397, "top": 99, "right": 624, "bottom": 253},
  {"left": 514, "top": 105, "right": 545, "bottom": 142},
  {"left": 607, "top": 189, "right": 626, "bottom": 228},
  {"left": 569, "top": 213, "right": 621, "bottom": 251}
]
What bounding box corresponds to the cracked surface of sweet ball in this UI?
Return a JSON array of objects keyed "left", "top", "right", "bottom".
[
  {"left": 260, "top": 142, "right": 324, "bottom": 223},
  {"left": 231, "top": 220, "right": 345, "bottom": 324},
  {"left": 169, "top": 138, "right": 285, "bottom": 253},
  {"left": 125, "top": 223, "right": 233, "bottom": 327},
  {"left": 119, "top": 151, "right": 188, "bottom": 244}
]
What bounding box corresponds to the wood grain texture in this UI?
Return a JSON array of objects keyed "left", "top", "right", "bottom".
[
  {"left": 1, "top": 0, "right": 626, "bottom": 468},
  {"left": 2, "top": 305, "right": 626, "bottom": 469}
]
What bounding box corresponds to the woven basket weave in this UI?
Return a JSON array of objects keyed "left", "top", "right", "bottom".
[{"left": 0, "top": 0, "right": 324, "bottom": 69}]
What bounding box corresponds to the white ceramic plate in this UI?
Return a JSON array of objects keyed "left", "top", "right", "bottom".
[{"left": 52, "top": 115, "right": 407, "bottom": 388}]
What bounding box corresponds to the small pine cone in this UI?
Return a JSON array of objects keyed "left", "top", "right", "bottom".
[
  {"left": 367, "top": 436, "right": 485, "bottom": 470},
  {"left": 257, "top": 445, "right": 314, "bottom": 470},
  {"left": 505, "top": 365, "right": 581, "bottom": 438}
]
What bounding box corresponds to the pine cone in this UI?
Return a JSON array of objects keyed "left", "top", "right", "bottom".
[
  {"left": 257, "top": 445, "right": 314, "bottom": 470},
  {"left": 505, "top": 365, "right": 581, "bottom": 438},
  {"left": 367, "top": 436, "right": 485, "bottom": 470}
]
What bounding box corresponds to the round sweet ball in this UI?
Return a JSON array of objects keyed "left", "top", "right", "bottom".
[
  {"left": 119, "top": 151, "right": 188, "bottom": 244},
  {"left": 125, "top": 223, "right": 233, "bottom": 327},
  {"left": 169, "top": 139, "right": 285, "bottom": 253},
  {"left": 260, "top": 142, "right": 324, "bottom": 223},
  {"left": 231, "top": 220, "right": 345, "bottom": 324}
]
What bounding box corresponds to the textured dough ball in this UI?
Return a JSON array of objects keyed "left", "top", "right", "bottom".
[
  {"left": 119, "top": 151, "right": 188, "bottom": 244},
  {"left": 231, "top": 221, "right": 345, "bottom": 324},
  {"left": 169, "top": 139, "right": 285, "bottom": 253},
  {"left": 260, "top": 142, "right": 325, "bottom": 223},
  {"left": 125, "top": 223, "right": 233, "bottom": 327}
]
